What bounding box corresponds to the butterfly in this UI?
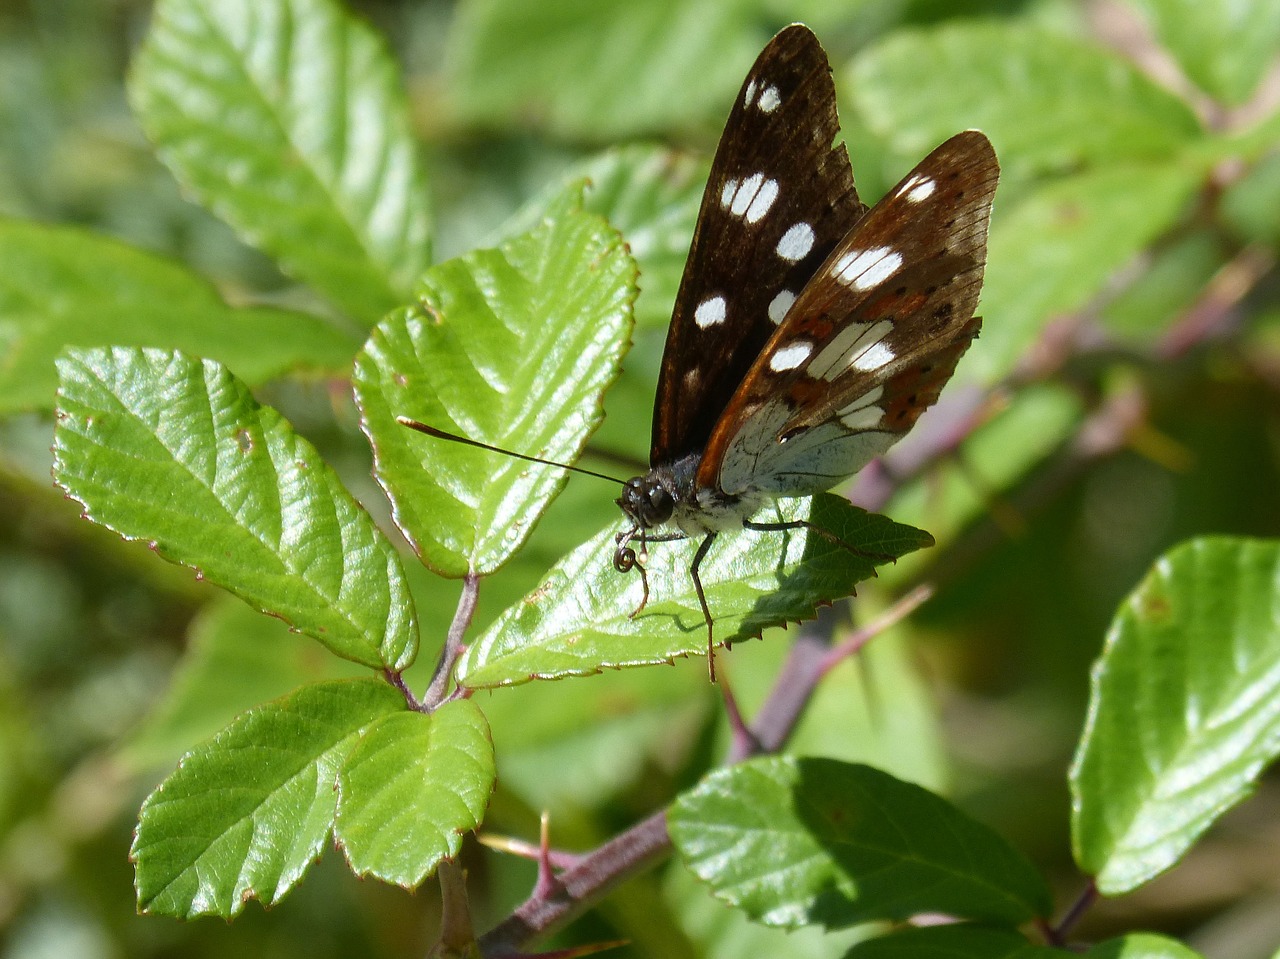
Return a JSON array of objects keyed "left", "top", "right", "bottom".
[{"left": 610, "top": 24, "right": 999, "bottom": 677}]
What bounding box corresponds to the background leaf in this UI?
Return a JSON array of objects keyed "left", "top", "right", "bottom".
[
  {"left": 669, "top": 757, "right": 1051, "bottom": 929},
  {"left": 129, "top": 0, "right": 432, "bottom": 319},
  {"left": 1085, "top": 932, "right": 1208, "bottom": 959},
  {"left": 505, "top": 145, "right": 705, "bottom": 330},
  {"left": 335, "top": 699, "right": 495, "bottom": 887},
  {"left": 354, "top": 185, "right": 636, "bottom": 576},
  {"left": 844, "top": 924, "right": 1070, "bottom": 959},
  {"left": 123, "top": 597, "right": 364, "bottom": 770},
  {"left": 53, "top": 347, "right": 417, "bottom": 670},
  {"left": 1071, "top": 537, "right": 1280, "bottom": 894},
  {"left": 848, "top": 22, "right": 1203, "bottom": 175},
  {"left": 445, "top": 0, "right": 765, "bottom": 140},
  {"left": 1126, "top": 0, "right": 1280, "bottom": 106},
  {"left": 0, "top": 219, "right": 355, "bottom": 414},
  {"left": 970, "top": 163, "right": 1205, "bottom": 382},
  {"left": 457, "top": 495, "right": 932, "bottom": 688},
  {"left": 132, "top": 678, "right": 404, "bottom": 918}
]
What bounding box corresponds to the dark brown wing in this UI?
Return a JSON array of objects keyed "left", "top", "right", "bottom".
[
  {"left": 697, "top": 131, "right": 1000, "bottom": 497},
  {"left": 650, "top": 24, "right": 867, "bottom": 466}
]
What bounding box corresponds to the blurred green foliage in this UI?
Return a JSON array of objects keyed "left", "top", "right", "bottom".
[{"left": 2, "top": 0, "right": 1280, "bottom": 957}]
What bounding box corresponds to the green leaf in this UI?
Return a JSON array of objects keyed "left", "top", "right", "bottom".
[
  {"left": 1071, "top": 537, "right": 1280, "bottom": 894},
  {"left": 446, "top": 0, "right": 764, "bottom": 140},
  {"left": 665, "top": 863, "right": 865, "bottom": 959},
  {"left": 1221, "top": 151, "right": 1280, "bottom": 248},
  {"left": 123, "top": 597, "right": 364, "bottom": 771},
  {"left": 848, "top": 22, "right": 1202, "bottom": 174},
  {"left": 53, "top": 347, "right": 417, "bottom": 670},
  {"left": 776, "top": 622, "right": 948, "bottom": 790},
  {"left": 335, "top": 699, "right": 494, "bottom": 887},
  {"left": 354, "top": 185, "right": 636, "bottom": 577},
  {"left": 1128, "top": 0, "right": 1280, "bottom": 106},
  {"left": 972, "top": 162, "right": 1203, "bottom": 383},
  {"left": 669, "top": 757, "right": 1051, "bottom": 929},
  {"left": 132, "top": 678, "right": 404, "bottom": 918},
  {"left": 1099, "top": 231, "right": 1226, "bottom": 341},
  {"left": 844, "top": 924, "right": 1068, "bottom": 959},
  {"left": 881, "top": 383, "right": 1083, "bottom": 547},
  {"left": 129, "top": 0, "right": 431, "bottom": 319},
  {"left": 484, "top": 658, "right": 708, "bottom": 810},
  {"left": 1085, "top": 932, "right": 1207, "bottom": 959},
  {"left": 507, "top": 145, "right": 705, "bottom": 330},
  {"left": 0, "top": 219, "right": 356, "bottom": 414},
  {"left": 457, "top": 495, "right": 932, "bottom": 688}
]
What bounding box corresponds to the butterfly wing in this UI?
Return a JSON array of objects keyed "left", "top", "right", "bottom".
[
  {"left": 698, "top": 130, "right": 1000, "bottom": 497},
  {"left": 650, "top": 24, "right": 867, "bottom": 467}
]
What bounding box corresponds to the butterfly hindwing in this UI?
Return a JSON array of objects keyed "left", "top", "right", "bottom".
[
  {"left": 701, "top": 131, "right": 1000, "bottom": 497},
  {"left": 650, "top": 24, "right": 867, "bottom": 466}
]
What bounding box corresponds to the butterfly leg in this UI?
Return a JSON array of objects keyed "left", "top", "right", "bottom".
[
  {"left": 688, "top": 532, "right": 720, "bottom": 681},
  {"left": 615, "top": 528, "right": 688, "bottom": 619},
  {"left": 743, "top": 518, "right": 896, "bottom": 566}
]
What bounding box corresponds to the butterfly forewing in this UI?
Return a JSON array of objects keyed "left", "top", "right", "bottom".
[
  {"left": 701, "top": 130, "right": 1000, "bottom": 497},
  {"left": 651, "top": 24, "right": 867, "bottom": 466}
]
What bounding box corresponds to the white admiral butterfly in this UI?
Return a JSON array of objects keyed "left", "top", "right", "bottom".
[
  {"left": 610, "top": 24, "right": 998, "bottom": 676},
  {"left": 402, "top": 24, "right": 998, "bottom": 680}
]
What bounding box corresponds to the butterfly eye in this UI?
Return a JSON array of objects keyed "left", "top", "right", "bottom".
[
  {"left": 617, "top": 477, "right": 675, "bottom": 528},
  {"left": 645, "top": 487, "right": 675, "bottom": 524}
]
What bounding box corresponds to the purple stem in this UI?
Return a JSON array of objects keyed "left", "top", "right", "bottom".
[{"left": 424, "top": 570, "right": 480, "bottom": 709}]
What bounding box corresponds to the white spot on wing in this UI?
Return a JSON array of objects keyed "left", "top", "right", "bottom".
[
  {"left": 728, "top": 174, "right": 778, "bottom": 223},
  {"left": 768, "top": 341, "right": 812, "bottom": 372},
  {"left": 837, "top": 385, "right": 885, "bottom": 415},
  {"left": 757, "top": 85, "right": 781, "bottom": 112},
  {"left": 744, "top": 178, "right": 779, "bottom": 223},
  {"left": 743, "top": 79, "right": 757, "bottom": 107},
  {"left": 730, "top": 174, "right": 765, "bottom": 217},
  {"left": 905, "top": 178, "right": 936, "bottom": 203},
  {"left": 851, "top": 341, "right": 895, "bottom": 372},
  {"left": 776, "top": 223, "right": 815, "bottom": 262},
  {"left": 767, "top": 290, "right": 795, "bottom": 325},
  {"left": 839, "top": 406, "right": 883, "bottom": 430},
  {"left": 694, "top": 295, "right": 726, "bottom": 328},
  {"left": 808, "top": 320, "right": 893, "bottom": 381},
  {"left": 832, "top": 247, "right": 903, "bottom": 291},
  {"left": 720, "top": 178, "right": 738, "bottom": 209}
]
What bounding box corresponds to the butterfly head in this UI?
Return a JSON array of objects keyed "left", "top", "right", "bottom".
[
  {"left": 617, "top": 474, "right": 675, "bottom": 529},
  {"left": 613, "top": 472, "right": 674, "bottom": 572}
]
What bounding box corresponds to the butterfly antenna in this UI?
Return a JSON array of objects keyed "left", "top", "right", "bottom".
[{"left": 396, "top": 417, "right": 629, "bottom": 486}]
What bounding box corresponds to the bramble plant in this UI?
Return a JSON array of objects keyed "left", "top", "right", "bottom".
[{"left": 3, "top": 0, "right": 1279, "bottom": 957}]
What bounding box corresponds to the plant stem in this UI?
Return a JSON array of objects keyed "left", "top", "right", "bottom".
[
  {"left": 477, "top": 811, "right": 671, "bottom": 954},
  {"left": 424, "top": 570, "right": 480, "bottom": 709}
]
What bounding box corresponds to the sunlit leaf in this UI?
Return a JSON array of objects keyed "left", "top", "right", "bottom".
[
  {"left": 335, "top": 699, "right": 494, "bottom": 887},
  {"left": 355, "top": 185, "right": 636, "bottom": 576},
  {"left": 133, "top": 679, "right": 404, "bottom": 918},
  {"left": 505, "top": 145, "right": 705, "bottom": 330},
  {"left": 457, "top": 495, "right": 931, "bottom": 686},
  {"left": 53, "top": 347, "right": 417, "bottom": 670},
  {"left": 130, "top": 0, "right": 431, "bottom": 318},
  {"left": 1071, "top": 537, "right": 1280, "bottom": 894}
]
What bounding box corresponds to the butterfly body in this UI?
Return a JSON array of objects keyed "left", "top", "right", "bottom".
[{"left": 614, "top": 24, "right": 999, "bottom": 674}]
